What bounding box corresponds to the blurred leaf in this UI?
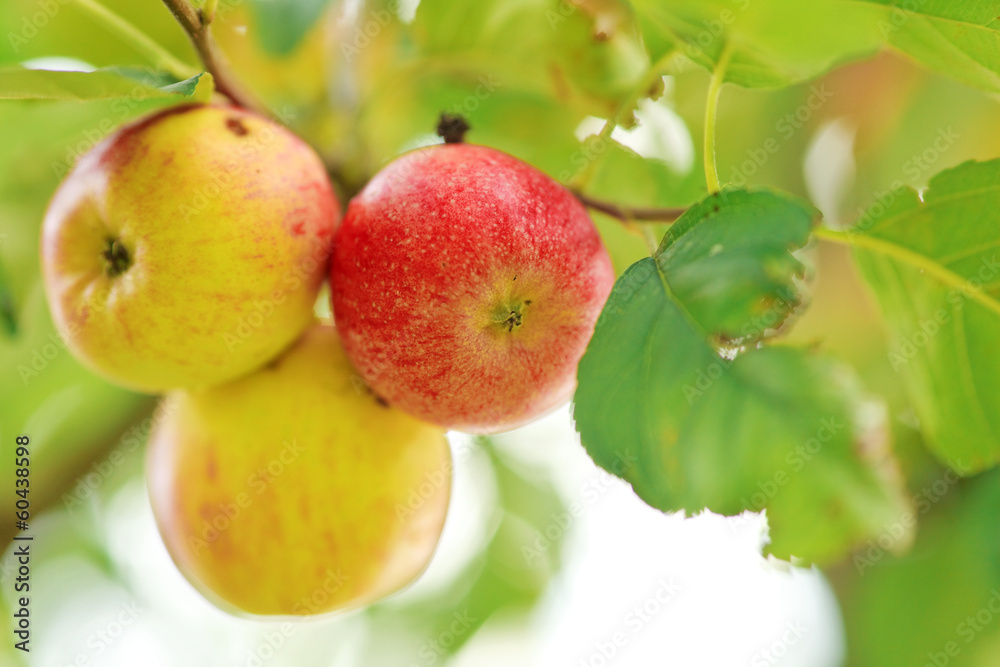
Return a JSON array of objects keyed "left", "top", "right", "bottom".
[
  {"left": 575, "top": 189, "right": 911, "bottom": 563},
  {"left": 411, "top": 0, "right": 646, "bottom": 103},
  {"left": 856, "top": 0, "right": 1000, "bottom": 92},
  {"left": 844, "top": 469, "right": 1000, "bottom": 667},
  {"left": 247, "top": 0, "right": 334, "bottom": 56},
  {"left": 848, "top": 159, "right": 1000, "bottom": 474},
  {"left": 167, "top": 70, "right": 214, "bottom": 101},
  {"left": 631, "top": 0, "right": 886, "bottom": 87},
  {"left": 0, "top": 99, "right": 164, "bottom": 550},
  {"left": 106, "top": 66, "right": 215, "bottom": 100},
  {"left": 357, "top": 70, "right": 585, "bottom": 179},
  {"left": 0, "top": 67, "right": 207, "bottom": 100},
  {"left": 0, "top": 0, "right": 195, "bottom": 71}
]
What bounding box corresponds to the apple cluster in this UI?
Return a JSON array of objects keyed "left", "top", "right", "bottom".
[{"left": 41, "top": 104, "right": 614, "bottom": 616}]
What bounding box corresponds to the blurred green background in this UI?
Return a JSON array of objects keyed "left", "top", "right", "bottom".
[{"left": 2, "top": 1, "right": 1000, "bottom": 665}]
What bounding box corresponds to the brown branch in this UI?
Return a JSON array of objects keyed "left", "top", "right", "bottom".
[
  {"left": 160, "top": 0, "right": 270, "bottom": 117},
  {"left": 573, "top": 191, "right": 686, "bottom": 223}
]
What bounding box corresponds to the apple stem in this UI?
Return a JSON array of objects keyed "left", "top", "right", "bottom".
[
  {"left": 159, "top": 0, "right": 270, "bottom": 117},
  {"left": 572, "top": 191, "right": 685, "bottom": 224},
  {"left": 436, "top": 114, "right": 470, "bottom": 144}
]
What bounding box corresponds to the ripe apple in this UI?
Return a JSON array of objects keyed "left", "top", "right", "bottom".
[
  {"left": 330, "top": 143, "right": 615, "bottom": 432},
  {"left": 146, "top": 324, "right": 451, "bottom": 617},
  {"left": 41, "top": 104, "right": 339, "bottom": 393}
]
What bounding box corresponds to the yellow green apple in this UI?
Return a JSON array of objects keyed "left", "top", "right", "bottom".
[
  {"left": 41, "top": 104, "right": 339, "bottom": 393},
  {"left": 146, "top": 324, "right": 452, "bottom": 616}
]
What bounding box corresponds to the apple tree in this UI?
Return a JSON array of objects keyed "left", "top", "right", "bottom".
[{"left": 1, "top": 0, "right": 1000, "bottom": 665}]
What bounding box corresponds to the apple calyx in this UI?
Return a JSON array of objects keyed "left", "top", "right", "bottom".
[
  {"left": 493, "top": 299, "right": 532, "bottom": 333},
  {"left": 102, "top": 237, "right": 131, "bottom": 277}
]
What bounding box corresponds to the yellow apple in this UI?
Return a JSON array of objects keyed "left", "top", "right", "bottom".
[
  {"left": 146, "top": 324, "right": 451, "bottom": 616},
  {"left": 41, "top": 104, "right": 339, "bottom": 393}
]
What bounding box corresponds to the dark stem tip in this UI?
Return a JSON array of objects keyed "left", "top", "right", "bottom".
[{"left": 436, "top": 113, "right": 470, "bottom": 144}]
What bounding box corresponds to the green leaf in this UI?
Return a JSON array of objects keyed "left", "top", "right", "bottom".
[
  {"left": 844, "top": 469, "right": 1000, "bottom": 667},
  {"left": 574, "top": 188, "right": 910, "bottom": 563},
  {"left": 0, "top": 99, "right": 166, "bottom": 548},
  {"left": 845, "top": 159, "right": 1000, "bottom": 474},
  {"left": 656, "top": 189, "right": 815, "bottom": 340},
  {"left": 630, "top": 0, "right": 886, "bottom": 87},
  {"left": 164, "top": 71, "right": 214, "bottom": 102},
  {"left": 247, "top": 0, "right": 333, "bottom": 56},
  {"left": 855, "top": 0, "right": 1000, "bottom": 93},
  {"left": 0, "top": 67, "right": 208, "bottom": 101},
  {"left": 411, "top": 0, "right": 647, "bottom": 104},
  {"left": 581, "top": 139, "right": 705, "bottom": 276},
  {"left": 0, "top": 0, "right": 196, "bottom": 72}
]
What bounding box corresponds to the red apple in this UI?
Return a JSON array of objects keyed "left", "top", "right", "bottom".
[{"left": 331, "top": 143, "right": 615, "bottom": 432}]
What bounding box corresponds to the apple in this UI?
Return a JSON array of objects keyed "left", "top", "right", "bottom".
[
  {"left": 331, "top": 142, "right": 615, "bottom": 432},
  {"left": 146, "top": 324, "right": 451, "bottom": 617},
  {"left": 41, "top": 104, "right": 339, "bottom": 393}
]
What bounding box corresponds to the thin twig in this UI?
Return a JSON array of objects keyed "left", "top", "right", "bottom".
[
  {"left": 703, "top": 42, "right": 733, "bottom": 194},
  {"left": 160, "top": 0, "right": 268, "bottom": 115},
  {"left": 574, "top": 191, "right": 686, "bottom": 223},
  {"left": 569, "top": 49, "right": 681, "bottom": 191}
]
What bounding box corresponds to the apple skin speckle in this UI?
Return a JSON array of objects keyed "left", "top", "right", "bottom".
[
  {"left": 331, "top": 143, "right": 615, "bottom": 433},
  {"left": 146, "top": 325, "right": 450, "bottom": 616},
  {"left": 40, "top": 105, "right": 340, "bottom": 392}
]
